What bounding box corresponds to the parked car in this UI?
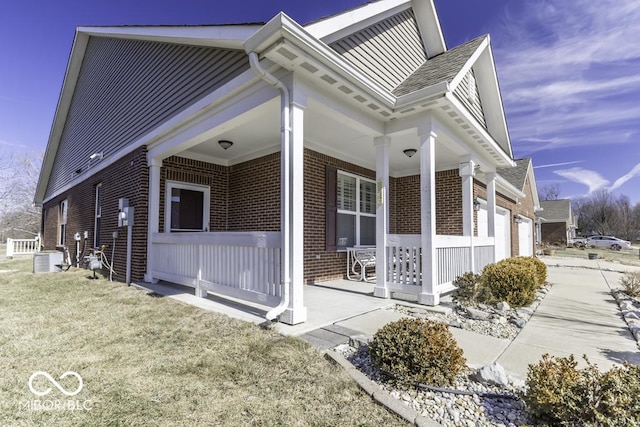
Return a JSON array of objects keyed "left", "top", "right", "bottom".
[{"left": 585, "top": 236, "right": 632, "bottom": 250}]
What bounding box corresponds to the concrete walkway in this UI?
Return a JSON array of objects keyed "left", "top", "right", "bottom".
[{"left": 134, "top": 256, "right": 640, "bottom": 380}]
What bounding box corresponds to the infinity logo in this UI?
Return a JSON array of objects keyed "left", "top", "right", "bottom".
[{"left": 28, "top": 371, "right": 83, "bottom": 397}]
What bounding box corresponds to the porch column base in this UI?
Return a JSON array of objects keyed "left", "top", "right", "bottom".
[
  {"left": 418, "top": 292, "right": 440, "bottom": 306},
  {"left": 279, "top": 306, "right": 308, "bottom": 325},
  {"left": 374, "top": 286, "right": 390, "bottom": 299},
  {"left": 195, "top": 286, "right": 207, "bottom": 298},
  {"left": 143, "top": 274, "right": 158, "bottom": 284}
]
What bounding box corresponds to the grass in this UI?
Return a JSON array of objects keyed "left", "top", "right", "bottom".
[
  {"left": 547, "top": 245, "right": 640, "bottom": 267},
  {"left": 0, "top": 258, "right": 406, "bottom": 426}
]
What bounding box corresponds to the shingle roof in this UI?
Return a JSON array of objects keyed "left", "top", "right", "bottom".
[
  {"left": 539, "top": 199, "right": 572, "bottom": 222},
  {"left": 497, "top": 158, "right": 530, "bottom": 192},
  {"left": 392, "top": 35, "right": 486, "bottom": 97}
]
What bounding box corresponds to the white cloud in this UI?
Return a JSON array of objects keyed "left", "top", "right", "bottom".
[
  {"left": 534, "top": 160, "right": 583, "bottom": 169},
  {"left": 493, "top": 0, "right": 640, "bottom": 154},
  {"left": 554, "top": 167, "right": 609, "bottom": 194},
  {"left": 609, "top": 163, "right": 640, "bottom": 191}
]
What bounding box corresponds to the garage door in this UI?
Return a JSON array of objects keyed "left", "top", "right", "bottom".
[
  {"left": 518, "top": 217, "right": 533, "bottom": 256},
  {"left": 477, "top": 205, "right": 511, "bottom": 261}
]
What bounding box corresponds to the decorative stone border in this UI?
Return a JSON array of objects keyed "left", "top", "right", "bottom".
[
  {"left": 612, "top": 290, "right": 640, "bottom": 345},
  {"left": 324, "top": 350, "right": 442, "bottom": 427}
]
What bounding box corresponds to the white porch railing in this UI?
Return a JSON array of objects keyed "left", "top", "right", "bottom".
[
  {"left": 6, "top": 237, "right": 41, "bottom": 257},
  {"left": 150, "top": 231, "right": 282, "bottom": 306},
  {"left": 385, "top": 234, "right": 496, "bottom": 295}
]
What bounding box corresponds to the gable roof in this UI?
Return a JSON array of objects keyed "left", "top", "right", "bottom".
[
  {"left": 36, "top": 0, "right": 517, "bottom": 205},
  {"left": 498, "top": 158, "right": 530, "bottom": 191},
  {"left": 393, "top": 36, "right": 485, "bottom": 97},
  {"left": 539, "top": 199, "right": 572, "bottom": 222}
]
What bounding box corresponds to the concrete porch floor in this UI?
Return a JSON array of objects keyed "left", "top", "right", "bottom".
[{"left": 131, "top": 278, "right": 396, "bottom": 336}]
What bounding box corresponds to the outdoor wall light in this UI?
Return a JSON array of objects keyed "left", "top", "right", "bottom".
[
  {"left": 89, "top": 152, "right": 103, "bottom": 161},
  {"left": 218, "top": 140, "right": 234, "bottom": 150},
  {"left": 514, "top": 215, "right": 523, "bottom": 224},
  {"left": 473, "top": 197, "right": 481, "bottom": 212},
  {"left": 403, "top": 148, "right": 417, "bottom": 158}
]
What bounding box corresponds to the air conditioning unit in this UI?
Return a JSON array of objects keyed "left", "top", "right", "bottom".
[{"left": 33, "top": 252, "right": 64, "bottom": 273}]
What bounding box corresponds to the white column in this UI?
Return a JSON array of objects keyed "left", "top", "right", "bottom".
[
  {"left": 459, "top": 160, "right": 475, "bottom": 272},
  {"left": 418, "top": 128, "right": 438, "bottom": 306},
  {"left": 280, "top": 98, "right": 307, "bottom": 325},
  {"left": 144, "top": 158, "right": 161, "bottom": 283},
  {"left": 374, "top": 136, "right": 390, "bottom": 298},
  {"left": 485, "top": 171, "right": 497, "bottom": 262}
]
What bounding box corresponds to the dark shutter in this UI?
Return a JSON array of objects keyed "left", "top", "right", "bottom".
[{"left": 325, "top": 165, "right": 338, "bottom": 251}]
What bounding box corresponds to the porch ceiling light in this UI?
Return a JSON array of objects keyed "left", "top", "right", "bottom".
[
  {"left": 403, "top": 148, "right": 417, "bottom": 158},
  {"left": 89, "top": 152, "right": 103, "bottom": 161},
  {"left": 218, "top": 140, "right": 233, "bottom": 150},
  {"left": 473, "top": 197, "right": 481, "bottom": 212}
]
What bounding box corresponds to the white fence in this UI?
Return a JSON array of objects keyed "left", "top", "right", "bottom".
[
  {"left": 6, "top": 237, "right": 41, "bottom": 257},
  {"left": 385, "top": 234, "right": 496, "bottom": 294},
  {"left": 150, "top": 232, "right": 282, "bottom": 306}
]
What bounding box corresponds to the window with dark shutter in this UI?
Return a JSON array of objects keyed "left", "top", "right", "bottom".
[{"left": 325, "top": 165, "right": 337, "bottom": 251}]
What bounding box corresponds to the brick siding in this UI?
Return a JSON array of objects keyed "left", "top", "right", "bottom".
[{"left": 41, "top": 147, "right": 149, "bottom": 281}]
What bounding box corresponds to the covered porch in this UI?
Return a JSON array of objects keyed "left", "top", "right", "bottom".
[{"left": 142, "top": 18, "right": 514, "bottom": 325}]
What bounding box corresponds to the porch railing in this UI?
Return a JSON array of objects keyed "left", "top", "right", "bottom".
[
  {"left": 6, "top": 237, "right": 41, "bottom": 257},
  {"left": 385, "top": 234, "right": 496, "bottom": 295},
  {"left": 150, "top": 231, "right": 282, "bottom": 306}
]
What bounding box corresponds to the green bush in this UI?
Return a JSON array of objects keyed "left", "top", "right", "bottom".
[
  {"left": 620, "top": 271, "right": 640, "bottom": 298},
  {"left": 481, "top": 260, "right": 537, "bottom": 307},
  {"left": 523, "top": 354, "right": 640, "bottom": 426},
  {"left": 369, "top": 318, "right": 466, "bottom": 387}
]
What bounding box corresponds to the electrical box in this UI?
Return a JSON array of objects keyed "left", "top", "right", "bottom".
[
  {"left": 74, "top": 232, "right": 81, "bottom": 241},
  {"left": 118, "top": 206, "right": 134, "bottom": 227},
  {"left": 83, "top": 230, "right": 88, "bottom": 239}
]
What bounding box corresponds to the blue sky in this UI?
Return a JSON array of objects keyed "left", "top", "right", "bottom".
[{"left": 1, "top": 0, "right": 639, "bottom": 202}]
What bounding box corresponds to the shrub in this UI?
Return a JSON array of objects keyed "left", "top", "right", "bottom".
[
  {"left": 501, "top": 257, "right": 547, "bottom": 288},
  {"left": 620, "top": 271, "right": 640, "bottom": 298},
  {"left": 523, "top": 354, "right": 640, "bottom": 426},
  {"left": 481, "top": 260, "right": 537, "bottom": 307},
  {"left": 451, "top": 272, "right": 483, "bottom": 305},
  {"left": 369, "top": 318, "right": 466, "bottom": 387}
]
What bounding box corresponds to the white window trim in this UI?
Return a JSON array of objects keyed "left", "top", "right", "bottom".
[
  {"left": 337, "top": 171, "right": 376, "bottom": 250},
  {"left": 59, "top": 199, "right": 68, "bottom": 246},
  {"left": 94, "top": 183, "right": 102, "bottom": 248},
  {"left": 164, "top": 180, "right": 210, "bottom": 233}
]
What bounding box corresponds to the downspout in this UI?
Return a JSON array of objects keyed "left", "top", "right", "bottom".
[{"left": 248, "top": 52, "right": 291, "bottom": 322}]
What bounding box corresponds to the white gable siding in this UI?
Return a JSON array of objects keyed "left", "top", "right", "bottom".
[
  {"left": 44, "top": 36, "right": 249, "bottom": 200},
  {"left": 454, "top": 70, "right": 487, "bottom": 129},
  {"left": 329, "top": 9, "right": 426, "bottom": 92}
]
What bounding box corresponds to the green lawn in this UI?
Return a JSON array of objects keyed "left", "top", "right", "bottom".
[{"left": 0, "top": 258, "right": 405, "bottom": 426}]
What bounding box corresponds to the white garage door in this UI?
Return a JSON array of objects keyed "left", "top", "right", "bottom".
[
  {"left": 477, "top": 205, "right": 510, "bottom": 261},
  {"left": 518, "top": 217, "right": 533, "bottom": 256}
]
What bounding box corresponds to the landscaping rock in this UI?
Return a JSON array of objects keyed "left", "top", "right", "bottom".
[
  {"left": 496, "top": 301, "right": 510, "bottom": 312},
  {"left": 472, "top": 363, "right": 509, "bottom": 386},
  {"left": 466, "top": 307, "right": 491, "bottom": 320},
  {"left": 511, "top": 318, "right": 526, "bottom": 328}
]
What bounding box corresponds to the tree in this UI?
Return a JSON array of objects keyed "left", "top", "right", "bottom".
[
  {"left": 0, "top": 151, "right": 42, "bottom": 240},
  {"left": 572, "top": 190, "right": 640, "bottom": 240},
  {"left": 538, "top": 184, "right": 561, "bottom": 201}
]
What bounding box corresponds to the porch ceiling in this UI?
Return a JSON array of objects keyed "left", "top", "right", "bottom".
[{"left": 180, "top": 97, "right": 465, "bottom": 175}]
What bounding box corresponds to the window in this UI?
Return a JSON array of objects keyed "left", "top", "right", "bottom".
[
  {"left": 94, "top": 183, "right": 102, "bottom": 247},
  {"left": 58, "top": 199, "right": 68, "bottom": 246},
  {"left": 165, "top": 181, "right": 210, "bottom": 232},
  {"left": 336, "top": 172, "right": 376, "bottom": 250}
]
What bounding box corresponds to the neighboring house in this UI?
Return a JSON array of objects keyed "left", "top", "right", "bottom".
[
  {"left": 36, "top": 0, "right": 527, "bottom": 325},
  {"left": 496, "top": 158, "right": 541, "bottom": 257},
  {"left": 537, "top": 199, "right": 577, "bottom": 245}
]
